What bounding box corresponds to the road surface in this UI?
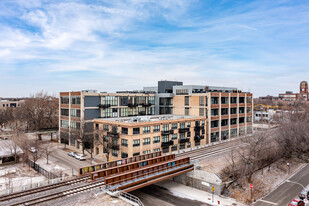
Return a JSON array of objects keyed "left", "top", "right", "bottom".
[{"left": 254, "top": 164, "right": 309, "bottom": 206}]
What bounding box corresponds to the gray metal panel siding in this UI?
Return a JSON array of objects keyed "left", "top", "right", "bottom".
[
  {"left": 158, "top": 81, "right": 183, "bottom": 93},
  {"left": 84, "top": 96, "right": 100, "bottom": 107},
  {"left": 84, "top": 109, "right": 100, "bottom": 120}
]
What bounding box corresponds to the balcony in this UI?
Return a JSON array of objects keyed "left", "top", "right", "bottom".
[
  {"left": 194, "top": 126, "right": 203, "bottom": 131},
  {"left": 178, "top": 128, "right": 190, "bottom": 133},
  {"left": 107, "top": 132, "right": 119, "bottom": 138},
  {"left": 179, "top": 138, "right": 190, "bottom": 144},
  {"left": 98, "top": 104, "right": 111, "bottom": 109},
  {"left": 161, "top": 130, "right": 174, "bottom": 135},
  {"left": 140, "top": 103, "right": 152, "bottom": 107},
  {"left": 161, "top": 140, "right": 174, "bottom": 148},
  {"left": 194, "top": 135, "right": 204, "bottom": 141},
  {"left": 128, "top": 103, "right": 138, "bottom": 108}
]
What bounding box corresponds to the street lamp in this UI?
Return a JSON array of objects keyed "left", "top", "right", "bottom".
[{"left": 287, "top": 162, "right": 290, "bottom": 174}]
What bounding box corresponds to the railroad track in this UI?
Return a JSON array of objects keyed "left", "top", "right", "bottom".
[
  {"left": 7, "top": 180, "right": 105, "bottom": 206},
  {"left": 0, "top": 175, "right": 90, "bottom": 202}
]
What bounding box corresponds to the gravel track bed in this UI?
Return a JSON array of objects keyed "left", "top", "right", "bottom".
[{"left": 3, "top": 181, "right": 89, "bottom": 205}]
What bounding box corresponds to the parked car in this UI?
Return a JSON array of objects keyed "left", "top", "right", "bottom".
[
  {"left": 75, "top": 154, "right": 86, "bottom": 161},
  {"left": 68, "top": 152, "right": 77, "bottom": 157},
  {"left": 29, "top": 147, "right": 38, "bottom": 153},
  {"left": 288, "top": 199, "right": 305, "bottom": 206}
]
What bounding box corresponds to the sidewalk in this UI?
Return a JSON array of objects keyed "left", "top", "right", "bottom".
[{"left": 156, "top": 180, "right": 247, "bottom": 206}]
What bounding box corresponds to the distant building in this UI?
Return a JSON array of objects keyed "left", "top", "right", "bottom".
[
  {"left": 0, "top": 98, "right": 25, "bottom": 109},
  {"left": 279, "top": 81, "right": 309, "bottom": 101},
  {"left": 0, "top": 140, "right": 23, "bottom": 164}
]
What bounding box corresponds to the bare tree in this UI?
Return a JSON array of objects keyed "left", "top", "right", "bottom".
[
  {"left": 42, "top": 142, "right": 53, "bottom": 164},
  {"left": 20, "top": 91, "right": 58, "bottom": 140},
  {"left": 28, "top": 139, "right": 43, "bottom": 164}
]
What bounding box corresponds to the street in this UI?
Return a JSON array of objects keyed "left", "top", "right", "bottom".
[
  {"left": 254, "top": 164, "right": 309, "bottom": 206},
  {"left": 130, "top": 184, "right": 210, "bottom": 206}
]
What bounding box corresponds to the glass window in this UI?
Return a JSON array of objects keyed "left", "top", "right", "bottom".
[
  {"left": 211, "top": 132, "right": 219, "bottom": 142},
  {"left": 153, "top": 125, "right": 160, "bottom": 132},
  {"left": 247, "top": 116, "right": 252, "bottom": 122},
  {"left": 162, "top": 135, "right": 169, "bottom": 142},
  {"left": 185, "top": 107, "right": 190, "bottom": 115},
  {"left": 60, "top": 120, "right": 69, "bottom": 128},
  {"left": 221, "top": 97, "right": 228, "bottom": 104},
  {"left": 246, "top": 97, "right": 252, "bottom": 103},
  {"left": 103, "top": 125, "right": 109, "bottom": 131},
  {"left": 187, "top": 142, "right": 191, "bottom": 148},
  {"left": 231, "top": 97, "right": 237, "bottom": 104},
  {"left": 179, "top": 122, "right": 185, "bottom": 129},
  {"left": 179, "top": 133, "right": 185, "bottom": 139},
  {"left": 171, "top": 134, "right": 177, "bottom": 140},
  {"left": 171, "top": 124, "right": 177, "bottom": 130},
  {"left": 171, "top": 145, "right": 177, "bottom": 151},
  {"left": 148, "top": 96, "right": 155, "bottom": 105},
  {"left": 247, "top": 107, "right": 251, "bottom": 113},
  {"left": 112, "top": 149, "right": 118, "bottom": 157},
  {"left": 133, "top": 139, "right": 140, "bottom": 147},
  {"left": 61, "top": 96, "right": 69, "bottom": 104},
  {"left": 122, "top": 128, "right": 128, "bottom": 134},
  {"left": 222, "top": 130, "right": 229, "bottom": 140},
  {"left": 133, "top": 128, "right": 140, "bottom": 135},
  {"left": 102, "top": 108, "right": 118, "bottom": 118},
  {"left": 133, "top": 152, "right": 140, "bottom": 156},
  {"left": 239, "top": 97, "right": 245, "bottom": 103},
  {"left": 187, "top": 131, "right": 191, "bottom": 137},
  {"left": 143, "top": 150, "right": 151, "bottom": 154},
  {"left": 185, "top": 96, "right": 190, "bottom": 106},
  {"left": 143, "top": 126, "right": 150, "bottom": 134},
  {"left": 239, "top": 107, "right": 245, "bottom": 114},
  {"left": 211, "top": 97, "right": 219, "bottom": 104},
  {"left": 199, "top": 96, "right": 204, "bottom": 106},
  {"left": 153, "top": 148, "right": 160, "bottom": 152},
  {"left": 153, "top": 136, "right": 160, "bottom": 143},
  {"left": 221, "top": 108, "right": 228, "bottom": 115},
  {"left": 102, "top": 96, "right": 118, "bottom": 106},
  {"left": 71, "top": 109, "right": 80, "bottom": 117},
  {"left": 201, "top": 120, "right": 205, "bottom": 126},
  {"left": 147, "top": 107, "right": 155, "bottom": 115},
  {"left": 187, "top": 122, "right": 191, "bottom": 128},
  {"left": 211, "top": 109, "right": 219, "bottom": 116},
  {"left": 211, "top": 120, "right": 219, "bottom": 128},
  {"left": 199, "top": 108, "right": 204, "bottom": 116},
  {"left": 230, "top": 118, "right": 237, "bottom": 125},
  {"left": 162, "top": 124, "right": 169, "bottom": 131},
  {"left": 121, "top": 152, "right": 128, "bottom": 158},
  {"left": 143, "top": 138, "right": 150, "bottom": 145},
  {"left": 221, "top": 119, "right": 228, "bottom": 126},
  {"left": 61, "top": 109, "right": 69, "bottom": 116},
  {"left": 134, "top": 96, "right": 146, "bottom": 105},
  {"left": 230, "top": 108, "right": 237, "bottom": 114},
  {"left": 119, "top": 96, "right": 128, "bottom": 106},
  {"left": 121, "top": 139, "right": 128, "bottom": 147},
  {"left": 71, "top": 121, "right": 80, "bottom": 129},
  {"left": 239, "top": 117, "right": 245, "bottom": 124},
  {"left": 71, "top": 96, "right": 81, "bottom": 105},
  {"left": 231, "top": 128, "right": 237, "bottom": 137}
]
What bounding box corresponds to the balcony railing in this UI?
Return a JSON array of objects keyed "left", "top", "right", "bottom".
[
  {"left": 178, "top": 128, "right": 190, "bottom": 133},
  {"left": 107, "top": 132, "right": 119, "bottom": 138},
  {"left": 194, "top": 126, "right": 203, "bottom": 131},
  {"left": 194, "top": 135, "right": 204, "bottom": 141},
  {"left": 161, "top": 140, "right": 174, "bottom": 148},
  {"left": 161, "top": 130, "right": 174, "bottom": 135},
  {"left": 128, "top": 103, "right": 138, "bottom": 108},
  {"left": 179, "top": 138, "right": 190, "bottom": 144},
  {"left": 98, "top": 104, "right": 111, "bottom": 108}
]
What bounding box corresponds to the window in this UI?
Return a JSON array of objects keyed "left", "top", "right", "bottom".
[
  {"left": 239, "top": 97, "right": 245, "bottom": 103},
  {"left": 133, "top": 128, "right": 140, "bottom": 135},
  {"left": 179, "top": 143, "right": 185, "bottom": 149},
  {"left": 162, "top": 124, "right": 169, "bottom": 131},
  {"left": 103, "top": 125, "right": 109, "bottom": 131},
  {"left": 102, "top": 96, "right": 118, "bottom": 106},
  {"left": 187, "top": 122, "right": 191, "bottom": 127},
  {"left": 143, "top": 126, "right": 150, "bottom": 134},
  {"left": 162, "top": 135, "right": 169, "bottom": 142},
  {"left": 195, "top": 121, "right": 200, "bottom": 127},
  {"left": 153, "top": 148, "right": 160, "bottom": 152},
  {"left": 187, "top": 131, "right": 191, "bottom": 137},
  {"left": 211, "top": 132, "right": 219, "bottom": 142},
  {"left": 121, "top": 139, "right": 128, "bottom": 147},
  {"left": 143, "top": 138, "right": 150, "bottom": 145},
  {"left": 221, "top": 97, "right": 228, "bottom": 104},
  {"left": 201, "top": 120, "right": 205, "bottom": 126},
  {"left": 133, "top": 139, "right": 140, "bottom": 147},
  {"left": 211, "top": 120, "right": 219, "bottom": 128},
  {"left": 153, "top": 136, "right": 160, "bottom": 143},
  {"left": 231, "top": 97, "right": 237, "bottom": 104},
  {"left": 112, "top": 149, "right": 118, "bottom": 157},
  {"left": 247, "top": 107, "right": 251, "bottom": 113},
  {"left": 231, "top": 118, "right": 237, "bottom": 125},
  {"left": 230, "top": 108, "right": 237, "bottom": 114},
  {"left": 103, "top": 136, "right": 108, "bottom": 142},
  {"left": 239, "top": 117, "right": 245, "bottom": 124},
  {"left": 71, "top": 121, "right": 80, "bottom": 129},
  {"left": 133, "top": 152, "right": 140, "bottom": 156},
  {"left": 195, "top": 141, "right": 200, "bottom": 146},
  {"left": 148, "top": 107, "right": 155, "bottom": 115},
  {"left": 163, "top": 147, "right": 169, "bottom": 153},
  {"left": 211, "top": 109, "right": 219, "bottom": 116},
  {"left": 121, "top": 152, "right": 128, "bottom": 158},
  {"left": 61, "top": 120, "right": 69, "bottom": 128},
  {"left": 119, "top": 96, "right": 128, "bottom": 106},
  {"left": 221, "top": 119, "right": 228, "bottom": 126},
  {"left": 211, "top": 97, "right": 219, "bottom": 104},
  {"left": 199, "top": 96, "right": 204, "bottom": 106},
  {"left": 122, "top": 128, "right": 128, "bottom": 134},
  {"left": 138, "top": 107, "right": 146, "bottom": 115},
  {"left": 61, "top": 109, "right": 69, "bottom": 116},
  {"left": 187, "top": 142, "right": 191, "bottom": 148},
  {"left": 148, "top": 96, "right": 155, "bottom": 105},
  {"left": 199, "top": 108, "right": 204, "bottom": 116},
  {"left": 102, "top": 108, "right": 118, "bottom": 118},
  {"left": 221, "top": 108, "right": 228, "bottom": 115},
  {"left": 222, "top": 130, "right": 229, "bottom": 140},
  {"left": 247, "top": 97, "right": 252, "bottom": 103},
  {"left": 153, "top": 125, "right": 160, "bottom": 132},
  {"left": 171, "top": 145, "right": 177, "bottom": 151},
  {"left": 171, "top": 124, "right": 177, "bottom": 130},
  {"left": 239, "top": 107, "right": 245, "bottom": 114},
  {"left": 247, "top": 116, "right": 252, "bottom": 122},
  {"left": 179, "top": 133, "right": 185, "bottom": 139},
  {"left": 135, "top": 96, "right": 146, "bottom": 105},
  {"left": 71, "top": 109, "right": 80, "bottom": 117},
  {"left": 71, "top": 96, "right": 81, "bottom": 105},
  {"left": 179, "top": 122, "right": 185, "bottom": 129},
  {"left": 171, "top": 134, "right": 177, "bottom": 140},
  {"left": 176, "top": 89, "right": 188, "bottom": 95},
  {"left": 185, "top": 107, "right": 190, "bottom": 115},
  {"left": 143, "top": 150, "right": 151, "bottom": 154},
  {"left": 61, "top": 96, "right": 69, "bottom": 104},
  {"left": 231, "top": 128, "right": 237, "bottom": 137}
]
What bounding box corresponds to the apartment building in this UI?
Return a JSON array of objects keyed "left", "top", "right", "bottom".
[
  {"left": 59, "top": 90, "right": 156, "bottom": 149},
  {"left": 172, "top": 85, "right": 253, "bottom": 142},
  {"left": 93, "top": 115, "right": 206, "bottom": 160}
]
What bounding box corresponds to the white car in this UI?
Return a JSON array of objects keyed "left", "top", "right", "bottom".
[{"left": 75, "top": 154, "right": 86, "bottom": 161}]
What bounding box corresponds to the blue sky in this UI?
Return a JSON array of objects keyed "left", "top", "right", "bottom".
[{"left": 0, "top": 0, "right": 309, "bottom": 97}]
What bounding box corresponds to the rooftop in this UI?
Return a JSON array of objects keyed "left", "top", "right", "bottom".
[{"left": 95, "top": 115, "right": 202, "bottom": 124}]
